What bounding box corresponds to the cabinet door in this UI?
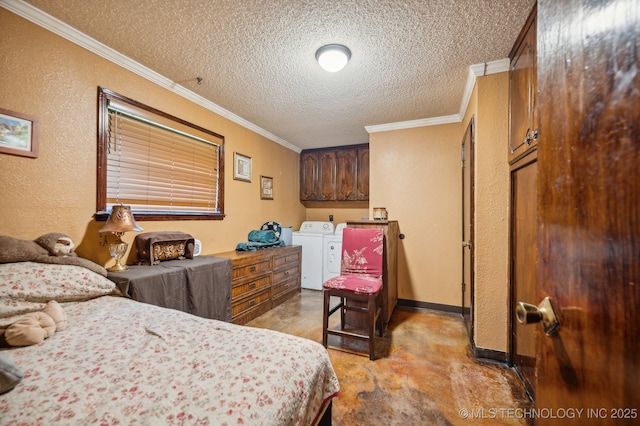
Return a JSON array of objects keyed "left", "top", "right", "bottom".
[
  {"left": 356, "top": 147, "right": 369, "bottom": 201},
  {"left": 335, "top": 149, "right": 358, "bottom": 201},
  {"left": 300, "top": 152, "right": 319, "bottom": 200},
  {"left": 317, "top": 151, "right": 336, "bottom": 201},
  {"left": 509, "top": 11, "right": 537, "bottom": 162}
]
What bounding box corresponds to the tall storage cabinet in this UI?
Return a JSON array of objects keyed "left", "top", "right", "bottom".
[{"left": 508, "top": 4, "right": 538, "bottom": 400}]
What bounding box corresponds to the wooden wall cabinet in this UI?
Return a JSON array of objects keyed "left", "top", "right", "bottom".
[
  {"left": 213, "top": 245, "right": 301, "bottom": 325},
  {"left": 300, "top": 144, "right": 369, "bottom": 204},
  {"left": 509, "top": 9, "right": 537, "bottom": 162}
]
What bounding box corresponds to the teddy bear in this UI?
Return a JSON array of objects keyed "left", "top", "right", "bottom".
[{"left": 1, "top": 301, "right": 68, "bottom": 347}]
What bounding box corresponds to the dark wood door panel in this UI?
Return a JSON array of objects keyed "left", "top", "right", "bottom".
[
  {"left": 300, "top": 152, "right": 318, "bottom": 200},
  {"left": 510, "top": 155, "right": 538, "bottom": 399},
  {"left": 336, "top": 149, "right": 357, "bottom": 201},
  {"left": 535, "top": 0, "right": 640, "bottom": 421}
]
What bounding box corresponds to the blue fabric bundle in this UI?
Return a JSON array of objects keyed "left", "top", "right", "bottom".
[
  {"left": 235, "top": 229, "right": 285, "bottom": 251},
  {"left": 248, "top": 229, "right": 279, "bottom": 243}
]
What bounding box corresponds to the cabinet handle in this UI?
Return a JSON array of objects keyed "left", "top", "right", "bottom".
[
  {"left": 249, "top": 266, "right": 256, "bottom": 273},
  {"left": 248, "top": 282, "right": 256, "bottom": 289},
  {"left": 249, "top": 299, "right": 256, "bottom": 307}
]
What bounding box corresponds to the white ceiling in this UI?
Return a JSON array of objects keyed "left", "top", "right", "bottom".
[{"left": 13, "top": 0, "right": 535, "bottom": 151}]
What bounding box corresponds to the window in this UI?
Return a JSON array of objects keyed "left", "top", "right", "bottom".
[{"left": 97, "top": 87, "right": 225, "bottom": 220}]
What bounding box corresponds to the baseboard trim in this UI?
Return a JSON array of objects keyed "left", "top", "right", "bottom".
[
  {"left": 472, "top": 346, "right": 508, "bottom": 364},
  {"left": 397, "top": 299, "right": 464, "bottom": 315}
]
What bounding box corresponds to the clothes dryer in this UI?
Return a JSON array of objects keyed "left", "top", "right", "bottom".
[{"left": 323, "top": 223, "right": 346, "bottom": 282}]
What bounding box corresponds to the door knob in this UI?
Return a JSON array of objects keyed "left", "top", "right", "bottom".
[{"left": 516, "top": 296, "right": 560, "bottom": 335}]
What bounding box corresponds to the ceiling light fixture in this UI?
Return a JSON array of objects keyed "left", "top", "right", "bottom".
[{"left": 316, "top": 44, "right": 351, "bottom": 72}]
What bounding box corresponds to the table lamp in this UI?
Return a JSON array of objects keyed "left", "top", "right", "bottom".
[{"left": 99, "top": 205, "right": 143, "bottom": 272}]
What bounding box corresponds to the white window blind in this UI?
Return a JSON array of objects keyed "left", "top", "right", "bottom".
[{"left": 106, "top": 106, "right": 221, "bottom": 214}]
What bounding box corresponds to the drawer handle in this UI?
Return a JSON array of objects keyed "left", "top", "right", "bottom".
[
  {"left": 248, "top": 282, "right": 257, "bottom": 289},
  {"left": 249, "top": 299, "right": 256, "bottom": 307},
  {"left": 285, "top": 256, "right": 291, "bottom": 261},
  {"left": 284, "top": 271, "right": 290, "bottom": 276},
  {"left": 284, "top": 283, "right": 289, "bottom": 289},
  {"left": 249, "top": 266, "right": 256, "bottom": 273}
]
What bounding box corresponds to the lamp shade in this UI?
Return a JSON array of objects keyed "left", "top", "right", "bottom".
[
  {"left": 99, "top": 205, "right": 143, "bottom": 233},
  {"left": 316, "top": 44, "right": 351, "bottom": 72}
]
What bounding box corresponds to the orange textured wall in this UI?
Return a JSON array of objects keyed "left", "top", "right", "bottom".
[
  {"left": 369, "top": 123, "right": 464, "bottom": 306},
  {"left": 368, "top": 72, "right": 510, "bottom": 353},
  {"left": 0, "top": 9, "right": 304, "bottom": 266},
  {"left": 472, "top": 72, "right": 510, "bottom": 352}
]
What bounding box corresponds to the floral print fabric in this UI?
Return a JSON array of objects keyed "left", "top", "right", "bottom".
[
  {"left": 0, "top": 295, "right": 340, "bottom": 425},
  {"left": 0, "top": 262, "right": 117, "bottom": 326}
]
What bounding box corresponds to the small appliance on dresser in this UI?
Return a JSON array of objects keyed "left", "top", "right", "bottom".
[
  {"left": 292, "top": 221, "right": 334, "bottom": 290},
  {"left": 323, "top": 223, "right": 346, "bottom": 282}
]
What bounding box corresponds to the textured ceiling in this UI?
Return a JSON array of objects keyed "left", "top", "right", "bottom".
[{"left": 20, "top": 0, "right": 535, "bottom": 150}]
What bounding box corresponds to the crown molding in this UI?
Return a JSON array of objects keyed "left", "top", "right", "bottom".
[
  {"left": 365, "top": 114, "right": 462, "bottom": 133},
  {"left": 0, "top": 0, "right": 301, "bottom": 153},
  {"left": 366, "top": 58, "right": 510, "bottom": 134}
]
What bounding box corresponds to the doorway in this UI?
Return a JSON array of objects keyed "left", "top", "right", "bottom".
[{"left": 461, "top": 117, "right": 475, "bottom": 336}]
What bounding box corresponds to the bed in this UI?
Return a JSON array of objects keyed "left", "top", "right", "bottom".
[{"left": 0, "top": 261, "right": 340, "bottom": 425}]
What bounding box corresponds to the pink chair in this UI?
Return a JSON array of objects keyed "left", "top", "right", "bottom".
[{"left": 322, "top": 227, "right": 384, "bottom": 360}]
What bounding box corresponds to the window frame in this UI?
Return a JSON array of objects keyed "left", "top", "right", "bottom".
[{"left": 96, "top": 87, "right": 225, "bottom": 221}]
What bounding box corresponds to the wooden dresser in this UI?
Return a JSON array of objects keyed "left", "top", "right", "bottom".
[{"left": 212, "top": 245, "right": 302, "bottom": 325}]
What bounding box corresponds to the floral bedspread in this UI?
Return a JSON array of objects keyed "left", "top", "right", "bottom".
[{"left": 0, "top": 295, "right": 340, "bottom": 425}]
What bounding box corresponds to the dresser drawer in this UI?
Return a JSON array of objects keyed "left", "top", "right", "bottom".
[
  {"left": 231, "top": 288, "right": 271, "bottom": 324},
  {"left": 273, "top": 249, "right": 301, "bottom": 271},
  {"left": 231, "top": 257, "right": 271, "bottom": 280},
  {"left": 272, "top": 276, "right": 299, "bottom": 298},
  {"left": 231, "top": 274, "right": 271, "bottom": 300},
  {"left": 272, "top": 277, "right": 300, "bottom": 308},
  {"left": 272, "top": 264, "right": 300, "bottom": 285}
]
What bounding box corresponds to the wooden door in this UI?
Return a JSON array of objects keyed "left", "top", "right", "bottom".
[
  {"left": 356, "top": 147, "right": 369, "bottom": 201},
  {"left": 510, "top": 153, "right": 538, "bottom": 399},
  {"left": 461, "top": 118, "right": 474, "bottom": 334},
  {"left": 335, "top": 149, "right": 357, "bottom": 201},
  {"left": 300, "top": 152, "right": 318, "bottom": 201},
  {"left": 317, "top": 151, "right": 336, "bottom": 201},
  {"left": 532, "top": 0, "right": 640, "bottom": 421},
  {"left": 509, "top": 6, "right": 537, "bottom": 162}
]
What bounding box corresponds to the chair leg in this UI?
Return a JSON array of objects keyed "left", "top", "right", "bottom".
[
  {"left": 322, "top": 290, "right": 330, "bottom": 348},
  {"left": 368, "top": 293, "right": 376, "bottom": 360},
  {"left": 340, "top": 297, "right": 346, "bottom": 330}
]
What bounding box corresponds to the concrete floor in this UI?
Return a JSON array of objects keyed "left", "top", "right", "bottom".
[{"left": 246, "top": 289, "right": 533, "bottom": 426}]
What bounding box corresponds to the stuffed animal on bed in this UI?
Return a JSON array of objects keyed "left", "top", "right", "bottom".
[
  {"left": 0, "top": 233, "right": 107, "bottom": 276},
  {"left": 1, "top": 301, "right": 67, "bottom": 347}
]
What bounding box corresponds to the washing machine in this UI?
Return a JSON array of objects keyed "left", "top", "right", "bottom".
[
  {"left": 292, "top": 221, "right": 334, "bottom": 290},
  {"left": 323, "top": 223, "right": 346, "bottom": 282}
]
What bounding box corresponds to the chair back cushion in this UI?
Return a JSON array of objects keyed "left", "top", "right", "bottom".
[{"left": 340, "top": 228, "right": 384, "bottom": 278}]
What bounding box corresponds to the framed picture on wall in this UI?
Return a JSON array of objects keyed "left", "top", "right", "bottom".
[
  {"left": 0, "top": 108, "right": 39, "bottom": 158},
  {"left": 260, "top": 175, "right": 273, "bottom": 200},
  {"left": 233, "top": 152, "right": 251, "bottom": 182}
]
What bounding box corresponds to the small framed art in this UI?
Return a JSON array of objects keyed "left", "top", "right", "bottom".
[
  {"left": 233, "top": 152, "right": 252, "bottom": 182},
  {"left": 260, "top": 175, "right": 273, "bottom": 200},
  {"left": 0, "top": 108, "right": 39, "bottom": 158}
]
